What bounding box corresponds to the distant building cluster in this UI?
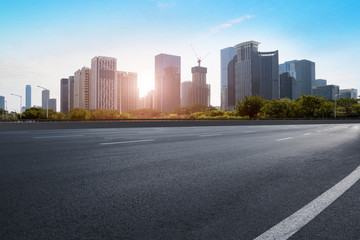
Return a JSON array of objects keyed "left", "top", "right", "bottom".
[
  {"left": 60, "top": 53, "right": 210, "bottom": 114},
  {"left": 60, "top": 56, "right": 138, "bottom": 114},
  {"left": 2, "top": 40, "right": 359, "bottom": 115},
  {"left": 220, "top": 41, "right": 358, "bottom": 110}
]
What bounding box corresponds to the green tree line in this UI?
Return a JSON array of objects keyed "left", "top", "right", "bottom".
[
  {"left": 8, "top": 95, "right": 360, "bottom": 120},
  {"left": 189, "top": 95, "right": 360, "bottom": 119}
]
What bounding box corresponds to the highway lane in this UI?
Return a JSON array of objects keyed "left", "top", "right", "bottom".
[{"left": 1, "top": 124, "right": 360, "bottom": 239}]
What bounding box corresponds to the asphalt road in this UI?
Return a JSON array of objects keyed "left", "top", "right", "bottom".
[{"left": 1, "top": 124, "right": 360, "bottom": 239}]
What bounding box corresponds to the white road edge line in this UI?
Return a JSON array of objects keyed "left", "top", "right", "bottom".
[
  {"left": 199, "top": 134, "right": 222, "bottom": 138},
  {"left": 34, "top": 135, "right": 84, "bottom": 139},
  {"left": 254, "top": 165, "right": 360, "bottom": 240},
  {"left": 276, "top": 137, "right": 292, "bottom": 141},
  {"left": 303, "top": 133, "right": 311, "bottom": 136},
  {"left": 100, "top": 139, "right": 155, "bottom": 145}
]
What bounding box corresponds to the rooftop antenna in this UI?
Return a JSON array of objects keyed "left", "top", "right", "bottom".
[{"left": 191, "top": 44, "right": 210, "bottom": 67}]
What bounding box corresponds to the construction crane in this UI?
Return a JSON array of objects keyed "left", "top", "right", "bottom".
[{"left": 191, "top": 44, "right": 210, "bottom": 67}]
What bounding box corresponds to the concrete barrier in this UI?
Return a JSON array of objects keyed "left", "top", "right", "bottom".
[{"left": 1, "top": 120, "right": 360, "bottom": 131}]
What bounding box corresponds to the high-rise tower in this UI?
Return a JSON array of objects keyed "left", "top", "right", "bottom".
[
  {"left": 42, "top": 90, "right": 50, "bottom": 110},
  {"left": 188, "top": 66, "right": 210, "bottom": 106},
  {"left": 155, "top": 53, "right": 181, "bottom": 112},
  {"left": 221, "top": 41, "right": 279, "bottom": 109},
  {"left": 74, "top": 67, "right": 91, "bottom": 110},
  {"left": 220, "top": 47, "right": 237, "bottom": 110},
  {"left": 117, "top": 71, "right": 138, "bottom": 113},
  {"left": 90, "top": 56, "right": 117, "bottom": 110},
  {"left": 25, "top": 85, "right": 31, "bottom": 109},
  {"left": 60, "top": 78, "right": 69, "bottom": 114}
]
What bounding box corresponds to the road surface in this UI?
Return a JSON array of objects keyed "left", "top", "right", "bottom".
[{"left": 1, "top": 124, "right": 360, "bottom": 239}]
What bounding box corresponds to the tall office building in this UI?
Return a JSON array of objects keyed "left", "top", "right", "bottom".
[
  {"left": 295, "top": 60, "right": 315, "bottom": 98},
  {"left": 313, "top": 85, "right": 339, "bottom": 100},
  {"left": 279, "top": 60, "right": 297, "bottom": 79},
  {"left": 144, "top": 90, "right": 155, "bottom": 109},
  {"left": 220, "top": 41, "right": 279, "bottom": 110},
  {"left": 188, "top": 66, "right": 210, "bottom": 106},
  {"left": 42, "top": 90, "right": 50, "bottom": 110},
  {"left": 0, "top": 96, "right": 5, "bottom": 110},
  {"left": 313, "top": 79, "right": 327, "bottom": 87},
  {"left": 280, "top": 72, "right": 297, "bottom": 99},
  {"left": 117, "top": 71, "right": 138, "bottom": 113},
  {"left": 48, "top": 98, "right": 57, "bottom": 112},
  {"left": 181, "top": 81, "right": 192, "bottom": 107},
  {"left": 279, "top": 60, "right": 315, "bottom": 98},
  {"left": 68, "top": 76, "right": 74, "bottom": 110},
  {"left": 74, "top": 67, "right": 91, "bottom": 110},
  {"left": 25, "top": 85, "right": 31, "bottom": 109},
  {"left": 340, "top": 88, "right": 358, "bottom": 99},
  {"left": 60, "top": 78, "right": 69, "bottom": 114},
  {"left": 90, "top": 56, "right": 117, "bottom": 110},
  {"left": 220, "top": 47, "right": 237, "bottom": 110},
  {"left": 155, "top": 53, "right": 181, "bottom": 112}
]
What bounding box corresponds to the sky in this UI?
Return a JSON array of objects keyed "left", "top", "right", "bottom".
[{"left": 1, "top": 0, "right": 360, "bottom": 112}]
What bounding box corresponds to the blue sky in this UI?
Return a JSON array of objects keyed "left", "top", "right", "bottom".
[{"left": 1, "top": 0, "right": 360, "bottom": 111}]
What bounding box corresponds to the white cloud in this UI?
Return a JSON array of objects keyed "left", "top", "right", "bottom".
[
  {"left": 154, "top": 0, "right": 175, "bottom": 9},
  {"left": 210, "top": 15, "right": 255, "bottom": 34}
]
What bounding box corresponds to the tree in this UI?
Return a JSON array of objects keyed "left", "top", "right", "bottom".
[
  {"left": 173, "top": 104, "right": 216, "bottom": 116},
  {"left": 295, "top": 95, "right": 323, "bottom": 118},
  {"left": 236, "top": 95, "right": 265, "bottom": 118},
  {"left": 336, "top": 98, "right": 358, "bottom": 118},
  {"left": 352, "top": 104, "right": 360, "bottom": 117},
  {"left": 90, "top": 109, "right": 120, "bottom": 119},
  {"left": 22, "top": 107, "right": 47, "bottom": 119},
  {"left": 261, "top": 99, "right": 291, "bottom": 118},
  {"left": 125, "top": 108, "right": 164, "bottom": 119},
  {"left": 317, "top": 100, "right": 334, "bottom": 119},
  {"left": 67, "top": 108, "right": 90, "bottom": 119}
]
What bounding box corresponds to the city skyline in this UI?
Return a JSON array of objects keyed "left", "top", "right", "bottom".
[{"left": 1, "top": 0, "right": 360, "bottom": 112}]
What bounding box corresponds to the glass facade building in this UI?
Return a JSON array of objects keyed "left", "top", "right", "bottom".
[
  {"left": 42, "top": 90, "right": 50, "bottom": 110},
  {"left": 313, "top": 85, "right": 339, "bottom": 100},
  {"left": 25, "top": 85, "right": 31, "bottom": 109},
  {"left": 280, "top": 72, "right": 297, "bottom": 99},
  {"left": 60, "top": 78, "right": 69, "bottom": 114},
  {"left": 155, "top": 53, "right": 181, "bottom": 112},
  {"left": 340, "top": 88, "right": 358, "bottom": 99},
  {"left": 220, "top": 47, "right": 237, "bottom": 110},
  {"left": 0, "top": 96, "right": 5, "bottom": 110}
]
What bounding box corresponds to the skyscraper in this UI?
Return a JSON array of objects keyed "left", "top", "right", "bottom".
[
  {"left": 25, "top": 85, "right": 31, "bottom": 109},
  {"left": 155, "top": 53, "right": 181, "bottom": 112},
  {"left": 42, "top": 90, "right": 50, "bottom": 110},
  {"left": 117, "top": 71, "right": 138, "bottom": 113},
  {"left": 48, "top": 98, "right": 57, "bottom": 112},
  {"left": 234, "top": 41, "right": 279, "bottom": 102},
  {"left": 221, "top": 41, "right": 279, "bottom": 110},
  {"left": 280, "top": 72, "right": 297, "bottom": 99},
  {"left": 144, "top": 90, "right": 155, "bottom": 109},
  {"left": 220, "top": 47, "right": 237, "bottom": 110},
  {"left": 181, "top": 81, "right": 192, "bottom": 107},
  {"left": 90, "top": 56, "right": 117, "bottom": 110},
  {"left": 60, "top": 78, "right": 69, "bottom": 114},
  {"left": 279, "top": 60, "right": 297, "bottom": 79},
  {"left": 0, "top": 96, "right": 5, "bottom": 110},
  {"left": 74, "top": 67, "right": 91, "bottom": 110},
  {"left": 279, "top": 59, "right": 315, "bottom": 98},
  {"left": 68, "top": 76, "right": 74, "bottom": 111},
  {"left": 188, "top": 66, "right": 210, "bottom": 106},
  {"left": 294, "top": 60, "right": 315, "bottom": 98}
]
